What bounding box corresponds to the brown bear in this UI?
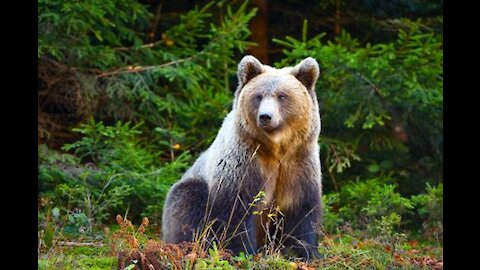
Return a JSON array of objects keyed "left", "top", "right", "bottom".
[{"left": 162, "top": 55, "right": 322, "bottom": 260}]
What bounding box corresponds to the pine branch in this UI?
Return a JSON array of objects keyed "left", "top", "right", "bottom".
[
  {"left": 95, "top": 56, "right": 194, "bottom": 78},
  {"left": 355, "top": 72, "right": 387, "bottom": 106},
  {"left": 112, "top": 40, "right": 165, "bottom": 51}
]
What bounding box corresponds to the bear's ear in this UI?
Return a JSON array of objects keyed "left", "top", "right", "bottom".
[
  {"left": 291, "top": 57, "right": 320, "bottom": 91},
  {"left": 237, "top": 55, "right": 264, "bottom": 86}
]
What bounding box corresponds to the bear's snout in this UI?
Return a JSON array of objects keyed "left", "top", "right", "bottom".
[
  {"left": 258, "top": 113, "right": 278, "bottom": 131},
  {"left": 257, "top": 97, "right": 281, "bottom": 132},
  {"left": 259, "top": 113, "right": 272, "bottom": 124}
]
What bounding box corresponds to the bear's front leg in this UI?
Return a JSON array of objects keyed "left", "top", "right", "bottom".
[
  {"left": 281, "top": 188, "right": 322, "bottom": 261},
  {"left": 206, "top": 181, "right": 260, "bottom": 255}
]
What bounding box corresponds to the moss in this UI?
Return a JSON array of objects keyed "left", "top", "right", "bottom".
[
  {"left": 63, "top": 246, "right": 110, "bottom": 256},
  {"left": 38, "top": 247, "right": 116, "bottom": 270},
  {"left": 38, "top": 259, "right": 51, "bottom": 270},
  {"left": 76, "top": 256, "right": 117, "bottom": 269}
]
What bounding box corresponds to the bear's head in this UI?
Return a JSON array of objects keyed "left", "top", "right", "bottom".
[{"left": 234, "top": 55, "right": 321, "bottom": 150}]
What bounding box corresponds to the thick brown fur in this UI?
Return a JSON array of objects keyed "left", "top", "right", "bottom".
[
  {"left": 162, "top": 55, "right": 323, "bottom": 260},
  {"left": 236, "top": 61, "right": 321, "bottom": 211}
]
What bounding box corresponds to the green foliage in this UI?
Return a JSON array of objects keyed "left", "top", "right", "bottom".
[
  {"left": 39, "top": 142, "right": 134, "bottom": 234},
  {"left": 321, "top": 193, "right": 344, "bottom": 233},
  {"left": 274, "top": 19, "right": 442, "bottom": 193},
  {"left": 340, "top": 179, "right": 414, "bottom": 226},
  {"left": 254, "top": 255, "right": 299, "bottom": 270},
  {"left": 373, "top": 213, "right": 408, "bottom": 251},
  {"left": 321, "top": 179, "right": 445, "bottom": 241},
  {"left": 41, "top": 210, "right": 57, "bottom": 249},
  {"left": 63, "top": 246, "right": 110, "bottom": 256},
  {"left": 233, "top": 253, "right": 254, "bottom": 269},
  {"left": 411, "top": 183, "right": 443, "bottom": 241},
  {"left": 39, "top": 246, "right": 116, "bottom": 270},
  {"left": 63, "top": 210, "right": 90, "bottom": 235},
  {"left": 39, "top": 118, "right": 191, "bottom": 226},
  {"left": 322, "top": 178, "right": 415, "bottom": 234},
  {"left": 38, "top": 0, "right": 150, "bottom": 70},
  {"left": 321, "top": 137, "right": 361, "bottom": 175},
  {"left": 194, "top": 242, "right": 235, "bottom": 270},
  {"left": 64, "top": 1, "right": 259, "bottom": 162},
  {"left": 62, "top": 119, "right": 150, "bottom": 169}
]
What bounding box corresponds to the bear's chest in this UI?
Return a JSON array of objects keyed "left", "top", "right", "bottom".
[
  {"left": 257, "top": 157, "right": 299, "bottom": 209},
  {"left": 262, "top": 167, "right": 279, "bottom": 205},
  {"left": 255, "top": 156, "right": 303, "bottom": 248}
]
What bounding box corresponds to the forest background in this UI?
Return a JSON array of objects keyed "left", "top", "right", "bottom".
[{"left": 38, "top": 0, "right": 443, "bottom": 269}]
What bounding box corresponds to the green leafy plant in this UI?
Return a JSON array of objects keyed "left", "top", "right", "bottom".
[
  {"left": 322, "top": 193, "right": 344, "bottom": 234},
  {"left": 40, "top": 118, "right": 192, "bottom": 224},
  {"left": 412, "top": 183, "right": 443, "bottom": 242},
  {"left": 38, "top": 207, "right": 60, "bottom": 250},
  {"left": 374, "top": 213, "right": 408, "bottom": 253},
  {"left": 194, "top": 242, "right": 235, "bottom": 270},
  {"left": 232, "top": 252, "right": 253, "bottom": 269},
  {"left": 327, "top": 178, "right": 414, "bottom": 231}
]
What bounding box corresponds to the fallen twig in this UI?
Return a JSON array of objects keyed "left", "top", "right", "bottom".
[{"left": 57, "top": 241, "right": 105, "bottom": 247}]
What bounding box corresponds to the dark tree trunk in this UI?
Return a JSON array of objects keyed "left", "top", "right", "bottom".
[{"left": 248, "top": 0, "right": 269, "bottom": 64}]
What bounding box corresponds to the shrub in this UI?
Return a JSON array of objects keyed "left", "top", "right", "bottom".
[
  {"left": 325, "top": 178, "right": 414, "bottom": 232},
  {"left": 321, "top": 193, "right": 344, "bottom": 234},
  {"left": 39, "top": 118, "right": 192, "bottom": 228},
  {"left": 411, "top": 183, "right": 443, "bottom": 242},
  {"left": 339, "top": 179, "right": 413, "bottom": 226},
  {"left": 39, "top": 143, "right": 133, "bottom": 234}
]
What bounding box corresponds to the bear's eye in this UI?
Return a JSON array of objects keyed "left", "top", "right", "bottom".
[
  {"left": 278, "top": 94, "right": 286, "bottom": 101},
  {"left": 255, "top": 95, "right": 262, "bottom": 102}
]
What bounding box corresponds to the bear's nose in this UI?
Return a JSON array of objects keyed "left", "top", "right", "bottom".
[{"left": 259, "top": 113, "right": 272, "bottom": 124}]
